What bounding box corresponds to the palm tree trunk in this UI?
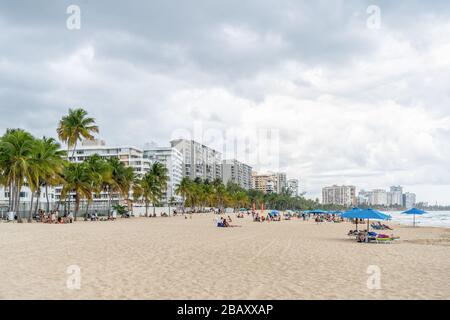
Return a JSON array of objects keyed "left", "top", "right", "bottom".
[
  {"left": 16, "top": 182, "right": 22, "bottom": 223},
  {"left": 145, "top": 200, "right": 148, "bottom": 217},
  {"left": 74, "top": 194, "right": 79, "bottom": 221},
  {"left": 9, "top": 181, "right": 15, "bottom": 213},
  {"left": 108, "top": 192, "right": 112, "bottom": 216},
  {"left": 45, "top": 185, "right": 50, "bottom": 213},
  {"left": 71, "top": 141, "right": 78, "bottom": 158},
  {"left": 68, "top": 194, "right": 71, "bottom": 214},
  {"left": 8, "top": 181, "right": 12, "bottom": 211},
  {"left": 28, "top": 191, "right": 34, "bottom": 223},
  {"left": 34, "top": 188, "right": 41, "bottom": 216},
  {"left": 107, "top": 186, "right": 111, "bottom": 213},
  {"left": 85, "top": 201, "right": 90, "bottom": 220}
]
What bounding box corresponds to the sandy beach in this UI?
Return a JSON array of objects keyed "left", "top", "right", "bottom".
[{"left": 0, "top": 214, "right": 449, "bottom": 300}]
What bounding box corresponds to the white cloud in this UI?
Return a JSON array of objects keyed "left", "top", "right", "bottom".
[{"left": 1, "top": 1, "right": 450, "bottom": 204}]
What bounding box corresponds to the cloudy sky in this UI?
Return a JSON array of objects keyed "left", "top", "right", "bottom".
[{"left": 1, "top": 0, "right": 450, "bottom": 204}]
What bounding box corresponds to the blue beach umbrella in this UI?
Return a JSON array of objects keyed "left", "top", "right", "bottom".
[
  {"left": 341, "top": 207, "right": 363, "bottom": 230},
  {"left": 342, "top": 208, "right": 390, "bottom": 231},
  {"left": 402, "top": 208, "right": 426, "bottom": 227},
  {"left": 309, "top": 209, "right": 327, "bottom": 214}
]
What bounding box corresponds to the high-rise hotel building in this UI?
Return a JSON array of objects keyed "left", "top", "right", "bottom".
[
  {"left": 322, "top": 185, "right": 357, "bottom": 206},
  {"left": 56, "top": 139, "right": 151, "bottom": 203},
  {"left": 222, "top": 159, "right": 252, "bottom": 190},
  {"left": 170, "top": 139, "right": 222, "bottom": 181},
  {"left": 252, "top": 172, "right": 287, "bottom": 194},
  {"left": 143, "top": 146, "right": 183, "bottom": 205}
]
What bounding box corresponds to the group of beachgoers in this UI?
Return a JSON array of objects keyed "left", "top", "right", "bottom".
[
  {"left": 216, "top": 215, "right": 240, "bottom": 228},
  {"left": 36, "top": 209, "right": 73, "bottom": 224},
  {"left": 214, "top": 210, "right": 400, "bottom": 244},
  {"left": 347, "top": 220, "right": 398, "bottom": 243},
  {"left": 33, "top": 209, "right": 118, "bottom": 224},
  {"left": 314, "top": 213, "right": 344, "bottom": 224},
  {"left": 252, "top": 211, "right": 281, "bottom": 222},
  {"left": 348, "top": 228, "right": 400, "bottom": 243}
]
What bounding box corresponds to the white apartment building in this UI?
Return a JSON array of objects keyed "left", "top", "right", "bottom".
[
  {"left": 251, "top": 172, "right": 286, "bottom": 194},
  {"left": 170, "top": 139, "right": 222, "bottom": 182},
  {"left": 357, "top": 190, "right": 370, "bottom": 205},
  {"left": 369, "top": 189, "right": 388, "bottom": 206},
  {"left": 287, "top": 179, "right": 299, "bottom": 196},
  {"left": 143, "top": 146, "right": 183, "bottom": 205},
  {"left": 358, "top": 186, "right": 414, "bottom": 207},
  {"left": 56, "top": 139, "right": 151, "bottom": 203},
  {"left": 358, "top": 189, "right": 386, "bottom": 206},
  {"left": 322, "top": 185, "right": 357, "bottom": 206},
  {"left": 403, "top": 192, "right": 416, "bottom": 209},
  {"left": 0, "top": 185, "right": 56, "bottom": 214},
  {"left": 387, "top": 185, "right": 403, "bottom": 206},
  {"left": 277, "top": 173, "right": 287, "bottom": 193},
  {"left": 222, "top": 159, "right": 252, "bottom": 190},
  {"left": 68, "top": 139, "right": 150, "bottom": 177}
]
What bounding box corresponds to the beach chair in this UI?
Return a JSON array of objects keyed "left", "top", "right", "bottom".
[
  {"left": 375, "top": 237, "right": 394, "bottom": 244},
  {"left": 375, "top": 235, "right": 399, "bottom": 244}
]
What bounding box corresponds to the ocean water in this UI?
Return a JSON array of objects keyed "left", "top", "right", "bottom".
[{"left": 387, "top": 210, "right": 450, "bottom": 228}]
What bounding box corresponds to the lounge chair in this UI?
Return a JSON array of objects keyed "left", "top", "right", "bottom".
[
  {"left": 374, "top": 234, "right": 399, "bottom": 244},
  {"left": 375, "top": 237, "right": 394, "bottom": 244}
]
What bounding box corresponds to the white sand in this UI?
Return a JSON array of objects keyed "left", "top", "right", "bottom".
[{"left": 0, "top": 214, "right": 449, "bottom": 299}]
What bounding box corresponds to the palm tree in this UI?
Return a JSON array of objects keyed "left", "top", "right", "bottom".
[
  {"left": 83, "top": 154, "right": 111, "bottom": 218},
  {"left": 120, "top": 166, "right": 136, "bottom": 212},
  {"left": 213, "top": 179, "right": 227, "bottom": 212},
  {"left": 57, "top": 108, "right": 99, "bottom": 157},
  {"left": 61, "top": 162, "right": 93, "bottom": 221},
  {"left": 136, "top": 172, "right": 156, "bottom": 217},
  {"left": 105, "top": 157, "right": 128, "bottom": 213},
  {"left": 31, "top": 137, "right": 66, "bottom": 215},
  {"left": 149, "top": 162, "right": 169, "bottom": 215},
  {"left": 175, "top": 177, "right": 193, "bottom": 213},
  {"left": 0, "top": 129, "right": 36, "bottom": 223},
  {"left": 168, "top": 196, "right": 177, "bottom": 216},
  {"left": 201, "top": 182, "right": 214, "bottom": 212},
  {"left": 136, "top": 163, "right": 169, "bottom": 217}
]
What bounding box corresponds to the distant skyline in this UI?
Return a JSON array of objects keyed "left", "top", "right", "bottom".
[{"left": 1, "top": 1, "right": 450, "bottom": 204}]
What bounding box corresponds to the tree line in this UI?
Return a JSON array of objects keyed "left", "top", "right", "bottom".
[{"left": 1, "top": 108, "right": 325, "bottom": 223}]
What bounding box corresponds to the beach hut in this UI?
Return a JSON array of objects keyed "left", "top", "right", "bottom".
[{"left": 402, "top": 208, "right": 426, "bottom": 227}]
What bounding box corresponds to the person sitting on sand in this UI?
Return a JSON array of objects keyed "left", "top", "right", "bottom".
[
  {"left": 50, "top": 211, "right": 56, "bottom": 223},
  {"left": 227, "top": 215, "right": 232, "bottom": 223}
]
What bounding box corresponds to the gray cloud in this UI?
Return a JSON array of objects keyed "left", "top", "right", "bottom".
[{"left": 1, "top": 1, "right": 450, "bottom": 203}]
